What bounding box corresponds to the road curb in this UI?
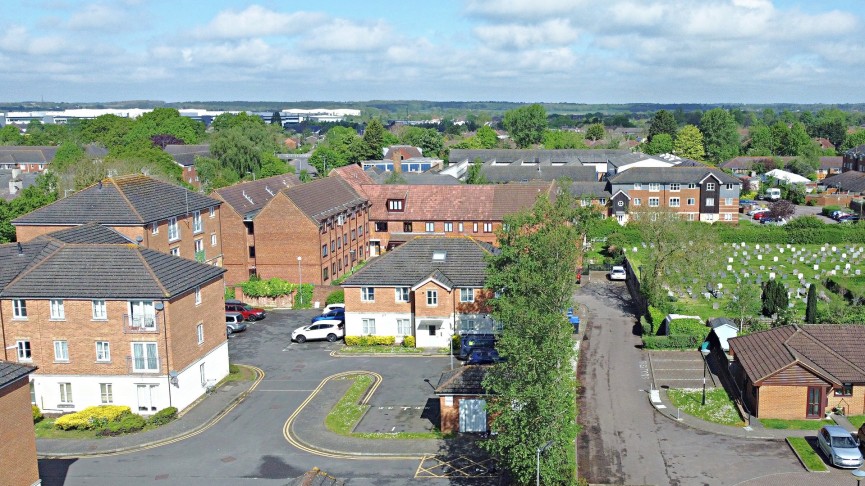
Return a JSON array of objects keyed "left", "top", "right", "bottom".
[
  {"left": 646, "top": 391, "right": 782, "bottom": 441},
  {"left": 37, "top": 364, "right": 265, "bottom": 459},
  {"left": 785, "top": 437, "right": 829, "bottom": 473}
]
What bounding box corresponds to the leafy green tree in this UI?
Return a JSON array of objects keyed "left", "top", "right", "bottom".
[
  {"left": 647, "top": 110, "right": 678, "bottom": 142},
  {"left": 309, "top": 146, "right": 347, "bottom": 174},
  {"left": 270, "top": 111, "right": 282, "bottom": 127},
  {"left": 476, "top": 125, "right": 498, "bottom": 149},
  {"left": 383, "top": 171, "right": 407, "bottom": 184},
  {"left": 0, "top": 125, "right": 24, "bottom": 145},
  {"left": 805, "top": 284, "right": 817, "bottom": 324},
  {"left": 542, "top": 130, "right": 587, "bottom": 149},
  {"left": 673, "top": 125, "right": 705, "bottom": 160},
  {"left": 644, "top": 133, "right": 673, "bottom": 155},
  {"left": 361, "top": 119, "right": 386, "bottom": 160},
  {"left": 194, "top": 156, "right": 241, "bottom": 192},
  {"left": 725, "top": 280, "right": 762, "bottom": 330},
  {"left": 482, "top": 192, "right": 599, "bottom": 485},
  {"left": 770, "top": 122, "right": 791, "bottom": 155},
  {"left": 51, "top": 142, "right": 87, "bottom": 172},
  {"left": 0, "top": 173, "right": 59, "bottom": 242},
  {"left": 700, "top": 108, "right": 740, "bottom": 163},
  {"left": 502, "top": 104, "right": 547, "bottom": 148},
  {"left": 123, "top": 108, "right": 204, "bottom": 146},
  {"left": 585, "top": 123, "right": 605, "bottom": 141},
  {"left": 465, "top": 158, "right": 487, "bottom": 184},
  {"left": 841, "top": 130, "right": 865, "bottom": 152},
  {"left": 400, "top": 127, "right": 444, "bottom": 157},
  {"left": 211, "top": 112, "right": 265, "bottom": 132},
  {"left": 79, "top": 114, "right": 134, "bottom": 148},
  {"left": 761, "top": 280, "right": 788, "bottom": 318},
  {"left": 746, "top": 123, "right": 773, "bottom": 156}
]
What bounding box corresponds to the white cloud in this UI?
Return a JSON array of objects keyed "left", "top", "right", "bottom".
[
  {"left": 465, "top": 0, "right": 589, "bottom": 20},
  {"left": 65, "top": 2, "right": 135, "bottom": 31},
  {"left": 473, "top": 19, "right": 579, "bottom": 49},
  {"left": 301, "top": 19, "right": 395, "bottom": 52},
  {"left": 194, "top": 5, "right": 325, "bottom": 39}
]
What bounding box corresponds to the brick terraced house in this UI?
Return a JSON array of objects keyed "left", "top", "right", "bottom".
[
  {"left": 211, "top": 174, "right": 301, "bottom": 285},
  {"left": 0, "top": 224, "right": 228, "bottom": 414},
  {"left": 607, "top": 167, "right": 741, "bottom": 224},
  {"left": 728, "top": 325, "right": 865, "bottom": 420},
  {"left": 341, "top": 237, "right": 496, "bottom": 348},
  {"left": 13, "top": 174, "right": 224, "bottom": 266},
  {"left": 0, "top": 361, "right": 40, "bottom": 486},
  {"left": 843, "top": 144, "right": 865, "bottom": 172},
  {"left": 361, "top": 182, "right": 554, "bottom": 254}
]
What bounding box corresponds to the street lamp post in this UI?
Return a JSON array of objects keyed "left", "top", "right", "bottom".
[
  {"left": 536, "top": 440, "right": 554, "bottom": 486},
  {"left": 701, "top": 345, "right": 711, "bottom": 406},
  {"left": 297, "top": 256, "right": 303, "bottom": 307},
  {"left": 853, "top": 469, "right": 865, "bottom": 486}
]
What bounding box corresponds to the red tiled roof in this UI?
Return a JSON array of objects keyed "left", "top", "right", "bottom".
[{"left": 330, "top": 165, "right": 376, "bottom": 194}]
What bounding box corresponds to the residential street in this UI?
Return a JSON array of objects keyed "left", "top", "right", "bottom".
[{"left": 576, "top": 279, "right": 803, "bottom": 485}]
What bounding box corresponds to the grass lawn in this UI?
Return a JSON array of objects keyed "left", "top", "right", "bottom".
[
  {"left": 34, "top": 419, "right": 103, "bottom": 439},
  {"left": 847, "top": 415, "right": 865, "bottom": 429},
  {"left": 219, "top": 363, "right": 255, "bottom": 385},
  {"left": 787, "top": 437, "right": 828, "bottom": 472},
  {"left": 324, "top": 374, "right": 445, "bottom": 439},
  {"left": 759, "top": 418, "right": 830, "bottom": 430},
  {"left": 339, "top": 345, "right": 427, "bottom": 355},
  {"left": 667, "top": 388, "right": 745, "bottom": 426}
]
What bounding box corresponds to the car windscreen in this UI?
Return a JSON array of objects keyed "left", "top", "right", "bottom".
[{"left": 831, "top": 435, "right": 858, "bottom": 448}]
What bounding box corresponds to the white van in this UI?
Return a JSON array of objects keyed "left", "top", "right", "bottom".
[{"left": 765, "top": 188, "right": 781, "bottom": 201}]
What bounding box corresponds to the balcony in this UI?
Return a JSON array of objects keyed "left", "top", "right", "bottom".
[
  {"left": 126, "top": 355, "right": 161, "bottom": 373},
  {"left": 123, "top": 314, "right": 159, "bottom": 333}
]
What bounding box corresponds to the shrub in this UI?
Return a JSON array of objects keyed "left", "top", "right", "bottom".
[
  {"left": 402, "top": 335, "right": 416, "bottom": 347},
  {"left": 55, "top": 405, "right": 132, "bottom": 430},
  {"left": 293, "top": 283, "right": 314, "bottom": 309},
  {"left": 669, "top": 318, "right": 706, "bottom": 336},
  {"left": 224, "top": 287, "right": 236, "bottom": 301},
  {"left": 148, "top": 407, "right": 177, "bottom": 427},
  {"left": 452, "top": 334, "right": 461, "bottom": 351},
  {"left": 344, "top": 335, "right": 396, "bottom": 346},
  {"left": 33, "top": 405, "right": 43, "bottom": 423},
  {"left": 103, "top": 413, "right": 146, "bottom": 435},
  {"left": 325, "top": 290, "right": 344, "bottom": 305},
  {"left": 647, "top": 306, "right": 665, "bottom": 334},
  {"left": 229, "top": 363, "right": 240, "bottom": 374},
  {"left": 640, "top": 316, "right": 652, "bottom": 336},
  {"left": 821, "top": 205, "right": 841, "bottom": 217}
]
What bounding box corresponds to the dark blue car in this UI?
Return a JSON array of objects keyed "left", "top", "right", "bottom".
[
  {"left": 311, "top": 308, "right": 345, "bottom": 324},
  {"left": 459, "top": 334, "right": 496, "bottom": 359},
  {"left": 466, "top": 348, "right": 503, "bottom": 365}
]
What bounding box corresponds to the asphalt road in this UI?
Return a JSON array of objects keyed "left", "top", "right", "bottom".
[
  {"left": 37, "top": 310, "right": 466, "bottom": 486},
  {"left": 576, "top": 280, "right": 802, "bottom": 485}
]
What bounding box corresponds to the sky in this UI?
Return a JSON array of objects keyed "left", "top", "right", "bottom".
[{"left": 1, "top": 0, "right": 864, "bottom": 104}]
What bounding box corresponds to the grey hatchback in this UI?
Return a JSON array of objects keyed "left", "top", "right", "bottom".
[{"left": 817, "top": 425, "right": 863, "bottom": 468}]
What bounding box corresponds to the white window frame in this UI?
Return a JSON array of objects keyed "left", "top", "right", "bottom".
[
  {"left": 12, "top": 299, "right": 26, "bottom": 319},
  {"left": 151, "top": 222, "right": 159, "bottom": 235},
  {"left": 425, "top": 222, "right": 434, "bottom": 232},
  {"left": 725, "top": 197, "right": 733, "bottom": 206},
  {"left": 706, "top": 182, "right": 715, "bottom": 191},
  {"left": 16, "top": 340, "right": 31, "bottom": 361},
  {"left": 444, "top": 222, "right": 453, "bottom": 232},
  {"left": 687, "top": 198, "right": 696, "bottom": 206},
  {"left": 170, "top": 247, "right": 180, "bottom": 257},
  {"left": 473, "top": 222, "right": 479, "bottom": 233},
  {"left": 197, "top": 323, "right": 204, "bottom": 344},
  {"left": 725, "top": 184, "right": 735, "bottom": 190},
  {"left": 687, "top": 213, "right": 696, "bottom": 221},
  {"left": 706, "top": 198, "right": 715, "bottom": 207},
  {"left": 361, "top": 287, "right": 375, "bottom": 302},
  {"left": 193, "top": 211, "right": 202, "bottom": 234},
  {"left": 669, "top": 197, "right": 680, "bottom": 208},
  {"left": 687, "top": 183, "right": 697, "bottom": 189},
  {"left": 458, "top": 222, "right": 464, "bottom": 232},
  {"left": 460, "top": 288, "right": 475, "bottom": 303},
  {"left": 211, "top": 233, "right": 217, "bottom": 247},
  {"left": 100, "top": 383, "right": 113, "bottom": 404},
  {"left": 669, "top": 183, "right": 680, "bottom": 192},
  {"left": 59, "top": 383, "right": 73, "bottom": 404},
  {"left": 648, "top": 197, "right": 660, "bottom": 208},
  {"left": 194, "top": 286, "right": 202, "bottom": 305},
  {"left": 54, "top": 340, "right": 69, "bottom": 362},
  {"left": 724, "top": 213, "right": 733, "bottom": 221},
  {"left": 648, "top": 183, "right": 660, "bottom": 192},
  {"left": 426, "top": 290, "right": 438, "bottom": 306},
  {"left": 395, "top": 287, "right": 410, "bottom": 303},
  {"left": 362, "top": 318, "right": 376, "bottom": 334},
  {"left": 50, "top": 299, "right": 65, "bottom": 320},
  {"left": 131, "top": 342, "right": 159, "bottom": 372},
  {"left": 598, "top": 198, "right": 607, "bottom": 205},
  {"left": 209, "top": 206, "right": 216, "bottom": 218},
  {"left": 396, "top": 319, "right": 412, "bottom": 336},
  {"left": 168, "top": 217, "right": 179, "bottom": 241},
  {"left": 96, "top": 341, "right": 111, "bottom": 362},
  {"left": 194, "top": 238, "right": 204, "bottom": 253},
  {"left": 617, "top": 201, "right": 624, "bottom": 207},
  {"left": 92, "top": 300, "right": 107, "bottom": 320},
  {"left": 483, "top": 223, "right": 493, "bottom": 233},
  {"left": 129, "top": 301, "right": 156, "bottom": 330},
  {"left": 633, "top": 183, "right": 642, "bottom": 190},
  {"left": 633, "top": 198, "right": 641, "bottom": 206}
]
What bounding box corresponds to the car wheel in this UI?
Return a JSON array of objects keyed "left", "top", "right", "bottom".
[
  {"left": 326, "top": 333, "right": 337, "bottom": 342},
  {"left": 226, "top": 327, "right": 233, "bottom": 335},
  {"left": 296, "top": 335, "right": 306, "bottom": 343}
]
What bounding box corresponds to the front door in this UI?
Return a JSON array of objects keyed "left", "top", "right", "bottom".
[
  {"left": 137, "top": 384, "right": 159, "bottom": 413},
  {"left": 806, "top": 386, "right": 824, "bottom": 418}
]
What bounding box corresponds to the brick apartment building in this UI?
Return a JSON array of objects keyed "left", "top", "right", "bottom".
[
  {"left": 164, "top": 144, "right": 211, "bottom": 190},
  {"left": 342, "top": 237, "right": 496, "bottom": 348},
  {"left": 212, "top": 174, "right": 302, "bottom": 286},
  {"left": 843, "top": 144, "right": 865, "bottom": 172},
  {"left": 608, "top": 167, "right": 742, "bottom": 224},
  {"left": 0, "top": 361, "right": 40, "bottom": 486},
  {"left": 0, "top": 145, "right": 108, "bottom": 174},
  {"left": 0, "top": 224, "right": 228, "bottom": 414},
  {"left": 13, "top": 174, "right": 224, "bottom": 266},
  {"left": 360, "top": 182, "right": 554, "bottom": 254},
  {"left": 247, "top": 175, "right": 371, "bottom": 285}
]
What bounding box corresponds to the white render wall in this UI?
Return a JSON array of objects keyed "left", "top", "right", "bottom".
[
  {"left": 346, "top": 311, "right": 453, "bottom": 347},
  {"left": 32, "top": 342, "right": 228, "bottom": 414}
]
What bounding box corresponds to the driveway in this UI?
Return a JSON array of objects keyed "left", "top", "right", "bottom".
[
  {"left": 38, "top": 310, "right": 481, "bottom": 485},
  {"left": 576, "top": 280, "right": 803, "bottom": 485}
]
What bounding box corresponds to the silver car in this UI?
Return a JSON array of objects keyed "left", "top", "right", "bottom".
[{"left": 817, "top": 425, "right": 863, "bottom": 468}]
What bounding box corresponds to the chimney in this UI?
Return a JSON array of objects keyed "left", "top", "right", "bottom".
[
  {"left": 17, "top": 242, "right": 23, "bottom": 255},
  {"left": 391, "top": 150, "right": 402, "bottom": 174},
  {"left": 98, "top": 181, "right": 103, "bottom": 191}
]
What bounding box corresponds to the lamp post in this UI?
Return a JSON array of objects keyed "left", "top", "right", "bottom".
[
  {"left": 536, "top": 440, "right": 554, "bottom": 486},
  {"left": 701, "top": 345, "right": 711, "bottom": 406},
  {"left": 853, "top": 469, "right": 865, "bottom": 486},
  {"left": 297, "top": 256, "right": 303, "bottom": 306}
]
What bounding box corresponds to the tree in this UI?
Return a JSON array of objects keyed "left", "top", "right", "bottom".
[
  {"left": 673, "top": 125, "right": 705, "bottom": 160},
  {"left": 475, "top": 125, "right": 498, "bottom": 149},
  {"left": 50, "top": 142, "right": 87, "bottom": 172},
  {"left": 725, "top": 280, "right": 762, "bottom": 331},
  {"left": 643, "top": 133, "right": 673, "bottom": 155},
  {"left": 502, "top": 104, "right": 547, "bottom": 148},
  {"left": 0, "top": 125, "right": 24, "bottom": 145},
  {"left": 270, "top": 111, "right": 283, "bottom": 127},
  {"left": 841, "top": 130, "right": 865, "bottom": 152},
  {"left": 0, "top": 173, "right": 58, "bottom": 243},
  {"left": 361, "top": 119, "right": 386, "bottom": 160},
  {"left": 542, "top": 130, "right": 587, "bottom": 149},
  {"left": 805, "top": 284, "right": 817, "bottom": 324},
  {"left": 768, "top": 199, "right": 795, "bottom": 220},
  {"left": 482, "top": 192, "right": 599, "bottom": 484},
  {"left": 761, "top": 280, "right": 788, "bottom": 318},
  {"left": 700, "top": 108, "right": 740, "bottom": 163},
  {"left": 79, "top": 114, "right": 134, "bottom": 148},
  {"left": 465, "top": 158, "right": 487, "bottom": 184},
  {"left": 747, "top": 123, "right": 773, "bottom": 156},
  {"left": 400, "top": 127, "right": 444, "bottom": 157},
  {"left": 647, "top": 110, "right": 678, "bottom": 142},
  {"left": 585, "top": 123, "right": 605, "bottom": 141}
]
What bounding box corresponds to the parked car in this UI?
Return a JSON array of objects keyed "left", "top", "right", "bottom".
[
  {"left": 609, "top": 266, "right": 627, "bottom": 281},
  {"left": 459, "top": 334, "right": 496, "bottom": 359},
  {"left": 761, "top": 217, "right": 787, "bottom": 226},
  {"left": 466, "top": 348, "right": 504, "bottom": 365},
  {"left": 291, "top": 319, "right": 344, "bottom": 343},
  {"left": 838, "top": 215, "right": 861, "bottom": 224},
  {"left": 225, "top": 300, "right": 266, "bottom": 321},
  {"left": 311, "top": 308, "right": 345, "bottom": 324},
  {"left": 858, "top": 423, "right": 865, "bottom": 450},
  {"left": 321, "top": 303, "right": 345, "bottom": 314},
  {"left": 817, "top": 425, "right": 863, "bottom": 468},
  {"left": 752, "top": 210, "right": 771, "bottom": 220},
  {"left": 830, "top": 210, "right": 850, "bottom": 220},
  {"left": 746, "top": 207, "right": 768, "bottom": 216},
  {"left": 226, "top": 312, "right": 247, "bottom": 335}
]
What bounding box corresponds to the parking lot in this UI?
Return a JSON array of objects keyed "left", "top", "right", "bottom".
[{"left": 649, "top": 350, "right": 719, "bottom": 390}]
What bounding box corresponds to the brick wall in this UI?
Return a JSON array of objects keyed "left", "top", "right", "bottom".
[
  {"left": 164, "top": 278, "right": 226, "bottom": 373},
  {"left": 215, "top": 201, "right": 252, "bottom": 286},
  {"left": 414, "top": 281, "right": 455, "bottom": 318},
  {"left": 253, "top": 194, "right": 321, "bottom": 284},
  {"left": 757, "top": 385, "right": 816, "bottom": 419},
  {"left": 15, "top": 224, "right": 72, "bottom": 242},
  {"left": 344, "top": 286, "right": 412, "bottom": 314},
  {"left": 826, "top": 386, "right": 865, "bottom": 416},
  {"left": 0, "top": 376, "right": 40, "bottom": 486}
]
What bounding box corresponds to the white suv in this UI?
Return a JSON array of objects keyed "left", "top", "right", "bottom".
[
  {"left": 609, "top": 266, "right": 627, "bottom": 281},
  {"left": 292, "top": 319, "right": 345, "bottom": 343}
]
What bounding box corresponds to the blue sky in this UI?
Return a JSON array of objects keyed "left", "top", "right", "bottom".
[{"left": 1, "top": 0, "right": 863, "bottom": 103}]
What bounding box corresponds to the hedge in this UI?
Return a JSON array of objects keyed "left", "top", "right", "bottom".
[
  {"left": 642, "top": 334, "right": 704, "bottom": 350},
  {"left": 148, "top": 407, "right": 177, "bottom": 427},
  {"left": 325, "top": 290, "right": 344, "bottom": 306},
  {"left": 240, "top": 277, "right": 296, "bottom": 298},
  {"left": 33, "top": 405, "right": 43, "bottom": 423},
  {"left": 402, "top": 335, "right": 416, "bottom": 347},
  {"left": 100, "top": 414, "right": 146, "bottom": 435},
  {"left": 821, "top": 205, "right": 842, "bottom": 216},
  {"left": 669, "top": 318, "right": 706, "bottom": 336},
  {"left": 344, "top": 335, "right": 396, "bottom": 346},
  {"left": 55, "top": 405, "right": 131, "bottom": 430}
]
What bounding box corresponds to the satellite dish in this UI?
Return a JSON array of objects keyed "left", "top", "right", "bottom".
[{"left": 154, "top": 302, "right": 165, "bottom": 311}]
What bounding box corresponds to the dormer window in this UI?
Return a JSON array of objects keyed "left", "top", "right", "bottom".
[
  {"left": 387, "top": 199, "right": 404, "bottom": 212},
  {"left": 432, "top": 251, "right": 446, "bottom": 261}
]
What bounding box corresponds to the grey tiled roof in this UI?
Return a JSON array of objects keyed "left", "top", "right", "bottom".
[
  {"left": 844, "top": 144, "right": 865, "bottom": 158},
  {"left": 0, "top": 145, "right": 106, "bottom": 165},
  {"left": 821, "top": 171, "right": 865, "bottom": 193},
  {"left": 342, "top": 237, "right": 490, "bottom": 288},
  {"left": 36, "top": 223, "right": 132, "bottom": 244},
  {"left": 0, "top": 361, "right": 37, "bottom": 390},
  {"left": 0, "top": 242, "right": 225, "bottom": 299},
  {"left": 13, "top": 175, "right": 221, "bottom": 226},
  {"left": 567, "top": 181, "right": 611, "bottom": 198},
  {"left": 213, "top": 174, "right": 301, "bottom": 219},
  {"left": 435, "top": 365, "right": 489, "bottom": 395},
  {"left": 284, "top": 176, "right": 367, "bottom": 223},
  {"left": 608, "top": 167, "right": 741, "bottom": 185},
  {"left": 164, "top": 144, "right": 211, "bottom": 167}
]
